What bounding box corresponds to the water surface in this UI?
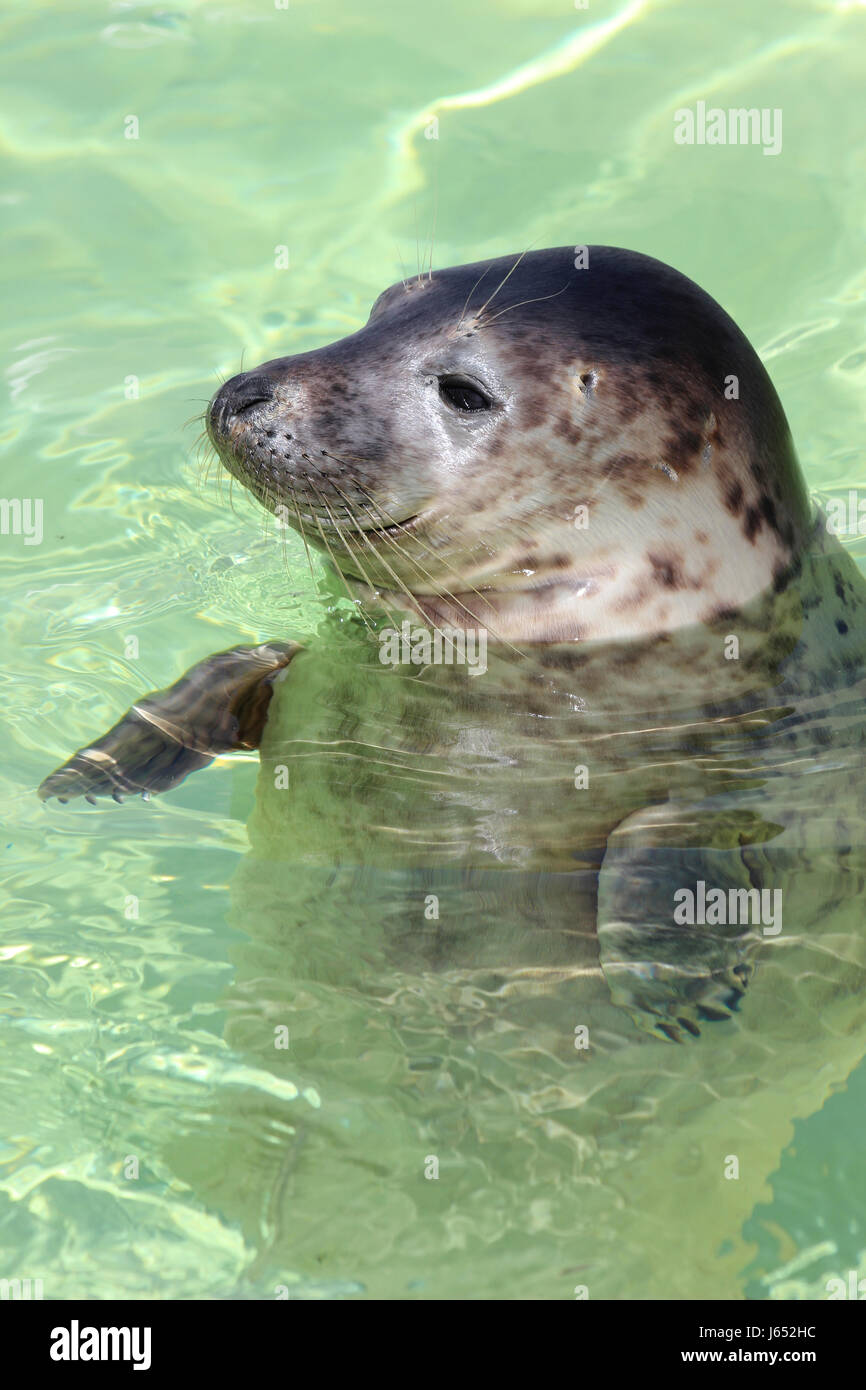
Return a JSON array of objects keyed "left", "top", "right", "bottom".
[{"left": 1, "top": 0, "right": 865, "bottom": 1299}]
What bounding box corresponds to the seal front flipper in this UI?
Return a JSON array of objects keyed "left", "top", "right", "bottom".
[
  {"left": 38, "top": 641, "right": 301, "bottom": 804},
  {"left": 596, "top": 799, "right": 785, "bottom": 1042}
]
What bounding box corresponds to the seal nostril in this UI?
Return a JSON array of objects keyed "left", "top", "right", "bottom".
[
  {"left": 233, "top": 374, "right": 274, "bottom": 414},
  {"left": 213, "top": 372, "right": 275, "bottom": 427}
]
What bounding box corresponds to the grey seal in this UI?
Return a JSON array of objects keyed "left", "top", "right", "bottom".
[{"left": 39, "top": 246, "right": 866, "bottom": 1046}]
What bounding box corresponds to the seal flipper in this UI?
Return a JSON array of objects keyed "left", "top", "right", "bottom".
[
  {"left": 38, "top": 641, "right": 301, "bottom": 804},
  {"left": 597, "top": 800, "right": 785, "bottom": 1042}
]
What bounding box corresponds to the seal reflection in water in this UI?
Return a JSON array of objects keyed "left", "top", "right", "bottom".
[{"left": 41, "top": 248, "right": 866, "bottom": 1297}]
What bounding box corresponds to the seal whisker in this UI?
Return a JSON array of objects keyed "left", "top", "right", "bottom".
[
  {"left": 321, "top": 458, "right": 497, "bottom": 606},
  {"left": 260, "top": 487, "right": 275, "bottom": 542},
  {"left": 472, "top": 243, "right": 537, "bottom": 322},
  {"left": 305, "top": 481, "right": 392, "bottom": 635},
  {"left": 345, "top": 477, "right": 519, "bottom": 634},
  {"left": 393, "top": 242, "right": 409, "bottom": 291},
  {"left": 425, "top": 176, "right": 439, "bottom": 282},
  {"left": 286, "top": 479, "right": 326, "bottom": 596},
  {"left": 345, "top": 488, "right": 526, "bottom": 657},
  {"left": 337, "top": 515, "right": 467, "bottom": 653},
  {"left": 306, "top": 476, "right": 439, "bottom": 639},
  {"left": 200, "top": 453, "right": 220, "bottom": 491},
  {"left": 307, "top": 489, "right": 380, "bottom": 631},
  {"left": 304, "top": 468, "right": 463, "bottom": 649},
  {"left": 263, "top": 482, "right": 298, "bottom": 587},
  {"left": 477, "top": 282, "right": 570, "bottom": 327},
  {"left": 454, "top": 265, "right": 492, "bottom": 333},
  {"left": 182, "top": 410, "right": 211, "bottom": 430},
  {"left": 329, "top": 466, "right": 509, "bottom": 621},
  {"left": 356, "top": 501, "right": 509, "bottom": 639},
  {"left": 319, "top": 472, "right": 489, "bottom": 639},
  {"left": 191, "top": 427, "right": 218, "bottom": 491}
]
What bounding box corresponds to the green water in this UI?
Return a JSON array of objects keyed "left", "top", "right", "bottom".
[{"left": 2, "top": 0, "right": 865, "bottom": 1300}]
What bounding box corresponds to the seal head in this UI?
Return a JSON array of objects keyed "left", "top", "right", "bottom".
[{"left": 207, "top": 246, "right": 811, "bottom": 641}]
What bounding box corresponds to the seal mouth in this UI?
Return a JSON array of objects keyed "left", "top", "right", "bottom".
[
  {"left": 355, "top": 512, "right": 420, "bottom": 541},
  {"left": 285, "top": 503, "right": 421, "bottom": 546}
]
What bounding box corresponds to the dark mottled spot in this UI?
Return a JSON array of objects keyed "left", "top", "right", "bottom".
[
  {"left": 602, "top": 454, "right": 651, "bottom": 507},
  {"left": 645, "top": 367, "right": 676, "bottom": 409},
  {"left": 647, "top": 552, "right": 684, "bottom": 589},
  {"left": 836, "top": 618, "right": 849, "bottom": 635},
  {"left": 554, "top": 414, "right": 583, "bottom": 446},
  {"left": 802, "top": 589, "right": 822, "bottom": 613},
  {"left": 725, "top": 480, "right": 744, "bottom": 515},
  {"left": 744, "top": 505, "right": 762, "bottom": 542},
  {"left": 759, "top": 494, "right": 777, "bottom": 530},
  {"left": 665, "top": 426, "right": 702, "bottom": 474},
  {"left": 519, "top": 394, "right": 548, "bottom": 430},
  {"left": 695, "top": 531, "right": 709, "bottom": 544},
  {"left": 516, "top": 555, "right": 539, "bottom": 570}
]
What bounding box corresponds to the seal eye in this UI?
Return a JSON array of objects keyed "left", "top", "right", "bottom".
[{"left": 438, "top": 375, "right": 492, "bottom": 413}]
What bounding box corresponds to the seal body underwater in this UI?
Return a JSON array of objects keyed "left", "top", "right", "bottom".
[{"left": 40, "top": 248, "right": 866, "bottom": 1296}]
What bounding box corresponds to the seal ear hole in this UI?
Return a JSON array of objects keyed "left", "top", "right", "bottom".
[
  {"left": 578, "top": 370, "right": 598, "bottom": 399},
  {"left": 438, "top": 375, "right": 493, "bottom": 413}
]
